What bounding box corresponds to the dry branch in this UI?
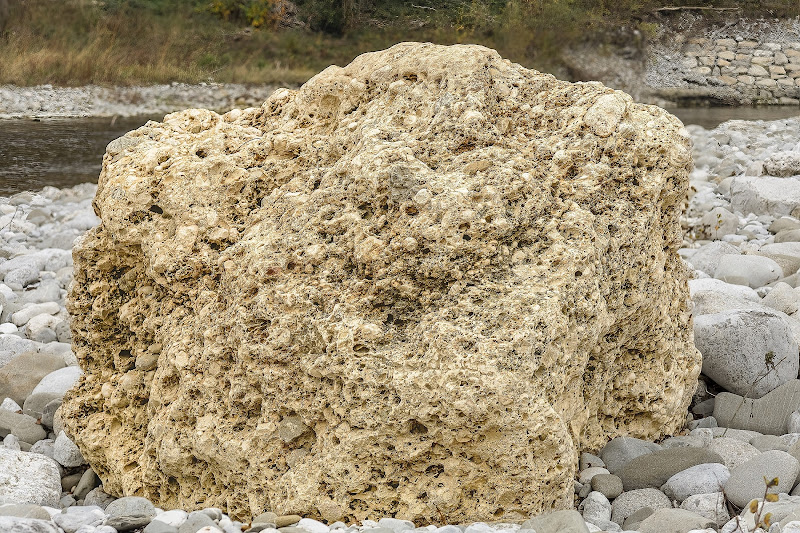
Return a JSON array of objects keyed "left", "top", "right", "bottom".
[{"left": 654, "top": 6, "right": 741, "bottom": 13}]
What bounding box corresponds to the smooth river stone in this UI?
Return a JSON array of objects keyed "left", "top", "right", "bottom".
[{"left": 618, "top": 447, "right": 724, "bottom": 490}]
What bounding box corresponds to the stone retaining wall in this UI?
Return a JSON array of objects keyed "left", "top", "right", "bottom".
[
  {"left": 681, "top": 37, "right": 800, "bottom": 104},
  {"left": 642, "top": 17, "right": 800, "bottom": 105}
]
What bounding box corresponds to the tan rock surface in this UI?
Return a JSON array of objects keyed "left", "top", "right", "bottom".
[{"left": 62, "top": 42, "right": 700, "bottom": 523}]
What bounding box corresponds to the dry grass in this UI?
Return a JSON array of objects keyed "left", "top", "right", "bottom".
[
  {"left": 0, "top": 0, "right": 581, "bottom": 86},
  {"left": 2, "top": 0, "right": 800, "bottom": 87}
]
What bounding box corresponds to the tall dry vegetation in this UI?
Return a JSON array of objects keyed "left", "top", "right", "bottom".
[{"left": 1, "top": 0, "right": 799, "bottom": 86}]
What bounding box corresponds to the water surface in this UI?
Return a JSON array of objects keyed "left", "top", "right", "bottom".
[
  {"left": 0, "top": 116, "right": 158, "bottom": 196},
  {"left": 0, "top": 107, "right": 799, "bottom": 196},
  {"left": 666, "top": 106, "right": 800, "bottom": 129}
]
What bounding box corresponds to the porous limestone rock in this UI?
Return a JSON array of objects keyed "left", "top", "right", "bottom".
[{"left": 62, "top": 42, "right": 699, "bottom": 523}]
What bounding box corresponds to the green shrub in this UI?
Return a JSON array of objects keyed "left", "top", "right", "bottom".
[{"left": 207, "top": 0, "right": 288, "bottom": 27}]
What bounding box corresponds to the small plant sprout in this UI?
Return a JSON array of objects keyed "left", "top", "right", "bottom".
[{"left": 747, "top": 476, "right": 780, "bottom": 531}]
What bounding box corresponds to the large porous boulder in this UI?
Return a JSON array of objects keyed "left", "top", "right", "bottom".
[{"left": 62, "top": 42, "right": 699, "bottom": 523}]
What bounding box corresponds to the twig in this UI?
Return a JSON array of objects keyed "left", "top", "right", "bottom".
[
  {"left": 721, "top": 353, "right": 788, "bottom": 439},
  {"left": 0, "top": 206, "right": 20, "bottom": 233},
  {"left": 654, "top": 6, "right": 741, "bottom": 12},
  {"left": 431, "top": 502, "right": 445, "bottom": 525},
  {"left": 411, "top": 4, "right": 436, "bottom": 10},
  {"left": 233, "top": 137, "right": 263, "bottom": 152}
]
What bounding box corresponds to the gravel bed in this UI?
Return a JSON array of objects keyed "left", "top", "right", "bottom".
[{"left": 3, "top": 115, "right": 800, "bottom": 532}]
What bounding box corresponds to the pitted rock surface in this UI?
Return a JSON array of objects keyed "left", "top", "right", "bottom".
[{"left": 62, "top": 42, "right": 699, "bottom": 522}]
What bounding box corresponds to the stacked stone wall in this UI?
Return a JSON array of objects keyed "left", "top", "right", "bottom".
[{"left": 680, "top": 37, "right": 800, "bottom": 104}]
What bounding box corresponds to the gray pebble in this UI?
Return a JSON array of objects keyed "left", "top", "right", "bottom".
[
  {"left": 53, "top": 432, "right": 85, "bottom": 467},
  {"left": 680, "top": 492, "right": 729, "bottom": 528},
  {"left": 621, "top": 507, "right": 653, "bottom": 530},
  {"left": 521, "top": 510, "right": 589, "bottom": 533},
  {"left": 692, "top": 398, "right": 716, "bottom": 417},
  {"left": 611, "top": 489, "right": 670, "bottom": 526},
  {"left": 73, "top": 468, "right": 100, "bottom": 500},
  {"left": 145, "top": 521, "right": 180, "bottom": 533},
  {"left": 750, "top": 434, "right": 789, "bottom": 452},
  {"left": 724, "top": 449, "right": 800, "bottom": 508},
  {"left": 275, "top": 515, "right": 302, "bottom": 528},
  {"left": 714, "top": 379, "right": 800, "bottom": 435},
  {"left": 580, "top": 452, "right": 605, "bottom": 471},
  {"left": 200, "top": 508, "right": 223, "bottom": 521},
  {"left": 687, "top": 416, "right": 718, "bottom": 430},
  {"left": 60, "top": 494, "right": 76, "bottom": 508},
  {"left": 41, "top": 399, "right": 61, "bottom": 429},
  {"left": 280, "top": 527, "right": 309, "bottom": 533},
  {"left": 600, "top": 437, "right": 661, "bottom": 474},
  {"left": 705, "top": 435, "right": 762, "bottom": 470},
  {"left": 83, "top": 487, "right": 115, "bottom": 510},
  {"left": 590, "top": 474, "right": 623, "bottom": 499},
  {"left": 660, "top": 463, "right": 730, "bottom": 502},
  {"left": 635, "top": 508, "right": 715, "bottom": 533},
  {"left": 178, "top": 511, "right": 217, "bottom": 533},
  {"left": 0, "top": 409, "right": 47, "bottom": 444},
  {"left": 4, "top": 433, "right": 20, "bottom": 451},
  {"left": 0, "top": 516, "right": 61, "bottom": 533},
  {"left": 578, "top": 466, "right": 609, "bottom": 484},
  {"left": 581, "top": 491, "right": 611, "bottom": 524},
  {"left": 61, "top": 472, "right": 82, "bottom": 492},
  {"left": 103, "top": 496, "right": 156, "bottom": 531},
  {"left": 659, "top": 435, "right": 705, "bottom": 449},
  {"left": 52, "top": 505, "right": 105, "bottom": 533},
  {"left": 378, "top": 518, "right": 415, "bottom": 532},
  {"left": 0, "top": 503, "right": 51, "bottom": 520},
  {"left": 618, "top": 447, "right": 724, "bottom": 490}
]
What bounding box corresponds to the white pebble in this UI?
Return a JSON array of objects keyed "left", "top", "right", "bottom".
[{"left": 297, "top": 518, "right": 330, "bottom": 533}]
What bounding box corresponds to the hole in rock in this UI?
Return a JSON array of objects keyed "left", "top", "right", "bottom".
[
  {"left": 358, "top": 203, "right": 373, "bottom": 219},
  {"left": 149, "top": 205, "right": 163, "bottom": 214},
  {"left": 463, "top": 235, "right": 471, "bottom": 241},
  {"left": 425, "top": 464, "right": 443, "bottom": 476},
  {"left": 454, "top": 141, "right": 476, "bottom": 155},
  {"left": 196, "top": 149, "right": 207, "bottom": 158},
  {"left": 119, "top": 349, "right": 132, "bottom": 358},
  {"left": 410, "top": 420, "right": 428, "bottom": 434}
]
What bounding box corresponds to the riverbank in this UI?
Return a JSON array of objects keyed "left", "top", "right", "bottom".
[
  {"left": 4, "top": 0, "right": 800, "bottom": 103},
  {"left": 0, "top": 84, "right": 282, "bottom": 119}
]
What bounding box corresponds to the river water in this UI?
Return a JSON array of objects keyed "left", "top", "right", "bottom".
[{"left": 0, "top": 107, "right": 798, "bottom": 196}]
